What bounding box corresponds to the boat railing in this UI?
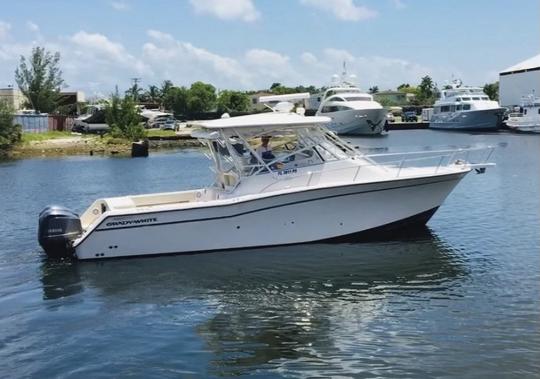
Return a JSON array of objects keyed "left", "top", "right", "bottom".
[{"left": 296, "top": 146, "right": 495, "bottom": 191}]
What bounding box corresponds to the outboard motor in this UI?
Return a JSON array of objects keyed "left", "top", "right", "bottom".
[{"left": 38, "top": 205, "right": 82, "bottom": 258}]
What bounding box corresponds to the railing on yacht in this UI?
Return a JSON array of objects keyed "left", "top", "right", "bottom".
[{"left": 259, "top": 146, "right": 495, "bottom": 193}]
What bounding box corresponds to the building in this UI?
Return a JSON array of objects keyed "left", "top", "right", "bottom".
[
  {"left": 0, "top": 86, "right": 26, "bottom": 110},
  {"left": 248, "top": 91, "right": 273, "bottom": 112},
  {"left": 373, "top": 91, "right": 415, "bottom": 106},
  {"left": 499, "top": 53, "right": 540, "bottom": 107}
]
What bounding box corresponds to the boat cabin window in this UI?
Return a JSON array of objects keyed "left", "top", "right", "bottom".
[
  {"left": 321, "top": 105, "right": 353, "bottom": 113},
  {"left": 524, "top": 109, "right": 527, "bottom": 115},
  {"left": 332, "top": 97, "right": 346, "bottom": 102},
  {"left": 538, "top": 109, "right": 540, "bottom": 114},
  {"left": 456, "top": 97, "right": 461, "bottom": 102},
  {"left": 462, "top": 97, "right": 471, "bottom": 101},
  {"left": 456, "top": 105, "right": 462, "bottom": 111},
  {"left": 343, "top": 96, "right": 372, "bottom": 101},
  {"left": 462, "top": 104, "right": 471, "bottom": 110},
  {"left": 472, "top": 97, "right": 480, "bottom": 100},
  {"left": 481, "top": 96, "right": 489, "bottom": 100},
  {"left": 441, "top": 105, "right": 450, "bottom": 112}
]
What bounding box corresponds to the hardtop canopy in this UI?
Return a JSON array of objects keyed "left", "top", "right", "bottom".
[{"left": 191, "top": 112, "right": 331, "bottom": 130}]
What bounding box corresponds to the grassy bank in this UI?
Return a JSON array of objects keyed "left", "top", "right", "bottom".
[{"left": 8, "top": 130, "right": 200, "bottom": 159}]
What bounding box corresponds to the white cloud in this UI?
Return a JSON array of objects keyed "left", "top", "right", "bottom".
[
  {"left": 300, "top": 0, "right": 377, "bottom": 21},
  {"left": 26, "top": 21, "right": 39, "bottom": 32},
  {"left": 110, "top": 1, "right": 130, "bottom": 11},
  {"left": 0, "top": 28, "right": 461, "bottom": 98},
  {"left": 0, "top": 21, "right": 11, "bottom": 40},
  {"left": 189, "top": 0, "right": 260, "bottom": 22}
]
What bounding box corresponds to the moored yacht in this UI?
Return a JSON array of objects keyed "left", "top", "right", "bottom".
[
  {"left": 38, "top": 95, "right": 494, "bottom": 260},
  {"left": 429, "top": 80, "right": 505, "bottom": 131},
  {"left": 506, "top": 94, "right": 540, "bottom": 133},
  {"left": 315, "top": 68, "right": 387, "bottom": 135}
]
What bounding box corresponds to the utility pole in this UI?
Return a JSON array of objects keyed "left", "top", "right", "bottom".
[{"left": 130, "top": 77, "right": 141, "bottom": 102}]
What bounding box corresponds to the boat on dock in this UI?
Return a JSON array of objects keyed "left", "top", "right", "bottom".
[
  {"left": 429, "top": 80, "right": 505, "bottom": 131},
  {"left": 314, "top": 66, "right": 387, "bottom": 135},
  {"left": 506, "top": 94, "right": 540, "bottom": 133},
  {"left": 38, "top": 95, "right": 494, "bottom": 260}
]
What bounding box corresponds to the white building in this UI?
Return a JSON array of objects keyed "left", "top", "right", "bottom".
[
  {"left": 0, "top": 86, "right": 26, "bottom": 110},
  {"left": 499, "top": 53, "right": 540, "bottom": 107}
]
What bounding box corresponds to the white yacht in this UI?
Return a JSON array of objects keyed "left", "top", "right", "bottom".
[
  {"left": 430, "top": 80, "right": 505, "bottom": 131},
  {"left": 38, "top": 95, "right": 494, "bottom": 260},
  {"left": 315, "top": 70, "right": 387, "bottom": 135},
  {"left": 506, "top": 94, "right": 540, "bottom": 133}
]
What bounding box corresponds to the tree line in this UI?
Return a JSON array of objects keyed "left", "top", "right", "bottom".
[{"left": 1, "top": 46, "right": 502, "bottom": 151}]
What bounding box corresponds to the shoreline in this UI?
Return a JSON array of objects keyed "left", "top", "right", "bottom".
[{"left": 5, "top": 134, "right": 202, "bottom": 159}]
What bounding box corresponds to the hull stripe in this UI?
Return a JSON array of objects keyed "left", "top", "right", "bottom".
[{"left": 93, "top": 175, "right": 462, "bottom": 233}]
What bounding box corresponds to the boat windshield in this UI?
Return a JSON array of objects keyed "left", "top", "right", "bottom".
[{"left": 200, "top": 126, "right": 356, "bottom": 187}]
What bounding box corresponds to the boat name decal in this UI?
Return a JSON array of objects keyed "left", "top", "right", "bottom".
[
  {"left": 106, "top": 217, "right": 157, "bottom": 227},
  {"left": 278, "top": 168, "right": 297, "bottom": 176}
]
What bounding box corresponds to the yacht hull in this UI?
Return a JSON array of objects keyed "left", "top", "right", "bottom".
[
  {"left": 429, "top": 108, "right": 505, "bottom": 131},
  {"left": 324, "top": 108, "right": 387, "bottom": 135},
  {"left": 74, "top": 172, "right": 467, "bottom": 260},
  {"left": 507, "top": 121, "right": 540, "bottom": 133}
]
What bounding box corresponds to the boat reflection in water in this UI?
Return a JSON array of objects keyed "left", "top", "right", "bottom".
[{"left": 40, "top": 229, "right": 466, "bottom": 377}]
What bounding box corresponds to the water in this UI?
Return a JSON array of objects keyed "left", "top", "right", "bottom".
[{"left": 1, "top": 130, "right": 539, "bottom": 378}]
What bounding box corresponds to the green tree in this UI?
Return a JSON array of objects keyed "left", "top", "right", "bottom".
[
  {"left": 368, "top": 86, "right": 379, "bottom": 94},
  {"left": 125, "top": 82, "right": 143, "bottom": 101},
  {"left": 0, "top": 101, "right": 21, "bottom": 153},
  {"left": 105, "top": 94, "right": 146, "bottom": 141},
  {"left": 163, "top": 86, "right": 189, "bottom": 116},
  {"left": 15, "top": 46, "right": 64, "bottom": 113},
  {"left": 160, "top": 80, "right": 174, "bottom": 98},
  {"left": 217, "top": 90, "right": 250, "bottom": 113},
  {"left": 416, "top": 75, "right": 437, "bottom": 105},
  {"left": 483, "top": 82, "right": 499, "bottom": 101},
  {"left": 141, "top": 85, "right": 161, "bottom": 103},
  {"left": 187, "top": 81, "right": 216, "bottom": 114}
]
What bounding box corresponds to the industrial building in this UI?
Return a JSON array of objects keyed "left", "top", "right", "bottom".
[{"left": 499, "top": 53, "right": 540, "bottom": 107}]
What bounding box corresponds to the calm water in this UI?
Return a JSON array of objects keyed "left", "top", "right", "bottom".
[{"left": 0, "top": 130, "right": 539, "bottom": 378}]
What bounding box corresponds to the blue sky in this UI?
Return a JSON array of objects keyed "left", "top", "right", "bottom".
[{"left": 1, "top": 0, "right": 538, "bottom": 98}]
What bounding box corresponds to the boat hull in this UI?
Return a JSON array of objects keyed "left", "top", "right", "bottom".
[
  {"left": 322, "top": 108, "right": 387, "bottom": 135},
  {"left": 429, "top": 108, "right": 505, "bottom": 131},
  {"left": 74, "top": 172, "right": 467, "bottom": 260},
  {"left": 507, "top": 121, "right": 540, "bottom": 133}
]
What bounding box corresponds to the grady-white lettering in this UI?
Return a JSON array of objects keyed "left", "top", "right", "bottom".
[{"left": 106, "top": 217, "right": 157, "bottom": 227}]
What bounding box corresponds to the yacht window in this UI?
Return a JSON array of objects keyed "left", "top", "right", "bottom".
[
  {"left": 344, "top": 96, "right": 371, "bottom": 101},
  {"left": 462, "top": 97, "right": 471, "bottom": 101},
  {"left": 472, "top": 97, "right": 480, "bottom": 100},
  {"left": 321, "top": 106, "right": 339, "bottom": 113},
  {"left": 524, "top": 109, "right": 527, "bottom": 115},
  {"left": 456, "top": 105, "right": 462, "bottom": 111},
  {"left": 462, "top": 104, "right": 471, "bottom": 110},
  {"left": 441, "top": 106, "right": 450, "bottom": 112},
  {"left": 332, "top": 97, "right": 346, "bottom": 102},
  {"left": 538, "top": 109, "right": 540, "bottom": 114},
  {"left": 481, "top": 97, "right": 489, "bottom": 100},
  {"left": 456, "top": 98, "right": 461, "bottom": 102}
]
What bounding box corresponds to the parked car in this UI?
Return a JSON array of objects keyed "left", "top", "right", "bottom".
[
  {"left": 386, "top": 112, "right": 395, "bottom": 123},
  {"left": 403, "top": 110, "right": 417, "bottom": 122}
]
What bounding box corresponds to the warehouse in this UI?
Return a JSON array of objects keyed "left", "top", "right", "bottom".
[{"left": 499, "top": 54, "right": 540, "bottom": 107}]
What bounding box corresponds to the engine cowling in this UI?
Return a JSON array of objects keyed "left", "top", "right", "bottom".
[{"left": 38, "top": 205, "right": 82, "bottom": 258}]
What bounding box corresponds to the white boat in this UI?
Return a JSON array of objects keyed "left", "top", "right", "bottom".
[
  {"left": 506, "top": 94, "right": 540, "bottom": 133},
  {"left": 38, "top": 96, "right": 494, "bottom": 260},
  {"left": 314, "top": 68, "right": 387, "bottom": 135},
  {"left": 430, "top": 80, "right": 505, "bottom": 131}
]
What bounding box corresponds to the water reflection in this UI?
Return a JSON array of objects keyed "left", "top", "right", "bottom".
[{"left": 40, "top": 229, "right": 466, "bottom": 376}]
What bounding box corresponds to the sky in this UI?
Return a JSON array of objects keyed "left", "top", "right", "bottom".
[{"left": 0, "top": 0, "right": 538, "bottom": 98}]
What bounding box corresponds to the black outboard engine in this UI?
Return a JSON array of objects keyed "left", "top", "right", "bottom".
[{"left": 38, "top": 205, "right": 82, "bottom": 258}]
